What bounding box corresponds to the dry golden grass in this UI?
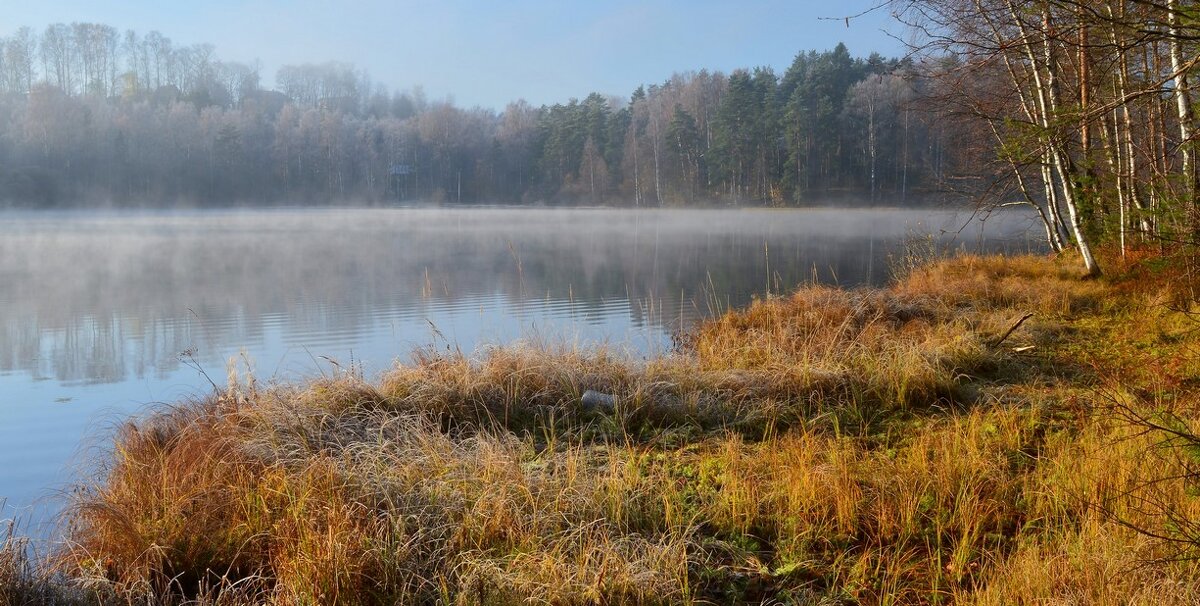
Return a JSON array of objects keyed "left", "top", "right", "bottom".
[{"left": 9, "top": 252, "right": 1199, "bottom": 605}]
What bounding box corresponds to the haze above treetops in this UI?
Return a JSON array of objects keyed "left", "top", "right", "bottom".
[
  {"left": 2, "top": 1, "right": 904, "bottom": 109},
  {"left": 0, "top": 17, "right": 940, "bottom": 207}
]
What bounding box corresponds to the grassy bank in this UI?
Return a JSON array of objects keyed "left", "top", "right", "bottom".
[{"left": 6, "top": 252, "right": 1200, "bottom": 605}]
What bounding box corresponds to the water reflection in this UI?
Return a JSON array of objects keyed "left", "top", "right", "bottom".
[
  {"left": 0, "top": 207, "right": 1042, "bottom": 528},
  {"left": 0, "top": 207, "right": 1040, "bottom": 386}
]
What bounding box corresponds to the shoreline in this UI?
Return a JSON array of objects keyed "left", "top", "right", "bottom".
[{"left": 5, "top": 251, "right": 1199, "bottom": 604}]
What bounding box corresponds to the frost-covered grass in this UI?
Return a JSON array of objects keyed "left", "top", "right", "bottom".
[{"left": 7, "top": 251, "right": 1200, "bottom": 605}]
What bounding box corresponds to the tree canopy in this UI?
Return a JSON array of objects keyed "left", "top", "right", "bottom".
[{"left": 0, "top": 23, "right": 952, "bottom": 207}]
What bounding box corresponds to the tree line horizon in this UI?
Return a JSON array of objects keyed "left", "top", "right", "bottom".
[
  {"left": 7, "top": 4, "right": 1192, "bottom": 279},
  {"left": 0, "top": 22, "right": 958, "bottom": 208}
]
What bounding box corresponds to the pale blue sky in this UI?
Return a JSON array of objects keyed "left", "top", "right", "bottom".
[{"left": 1, "top": 0, "right": 907, "bottom": 109}]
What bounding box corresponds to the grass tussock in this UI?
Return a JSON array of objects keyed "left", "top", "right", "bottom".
[{"left": 12, "top": 252, "right": 1200, "bottom": 604}]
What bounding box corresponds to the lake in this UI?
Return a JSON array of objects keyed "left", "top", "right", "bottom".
[{"left": 0, "top": 206, "right": 1042, "bottom": 535}]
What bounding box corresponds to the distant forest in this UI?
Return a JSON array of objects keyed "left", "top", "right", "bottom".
[{"left": 0, "top": 24, "right": 965, "bottom": 206}]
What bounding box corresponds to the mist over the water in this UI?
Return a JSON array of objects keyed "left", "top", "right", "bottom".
[
  {"left": 0, "top": 206, "right": 1042, "bottom": 533},
  {"left": 0, "top": 207, "right": 1040, "bottom": 382}
]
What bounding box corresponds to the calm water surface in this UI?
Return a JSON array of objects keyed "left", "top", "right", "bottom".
[{"left": 0, "top": 206, "right": 1042, "bottom": 533}]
